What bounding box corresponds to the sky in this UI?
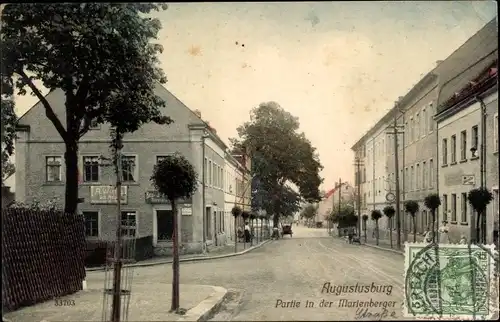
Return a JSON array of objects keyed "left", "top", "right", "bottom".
[{"left": 8, "top": 1, "right": 498, "bottom": 192}]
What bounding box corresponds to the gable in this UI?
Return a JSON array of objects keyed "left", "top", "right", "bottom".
[{"left": 15, "top": 83, "right": 207, "bottom": 142}]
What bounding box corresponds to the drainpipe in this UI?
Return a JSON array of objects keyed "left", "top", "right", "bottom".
[{"left": 475, "top": 95, "right": 487, "bottom": 244}]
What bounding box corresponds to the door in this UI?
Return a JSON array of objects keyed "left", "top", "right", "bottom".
[{"left": 156, "top": 210, "right": 174, "bottom": 242}]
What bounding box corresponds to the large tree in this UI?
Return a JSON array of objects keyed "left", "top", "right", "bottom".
[
  {"left": 1, "top": 3, "right": 170, "bottom": 214},
  {"left": 1, "top": 98, "right": 16, "bottom": 185},
  {"left": 232, "top": 102, "right": 323, "bottom": 227}
]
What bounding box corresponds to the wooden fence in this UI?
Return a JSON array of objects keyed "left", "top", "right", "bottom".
[{"left": 2, "top": 208, "right": 86, "bottom": 312}]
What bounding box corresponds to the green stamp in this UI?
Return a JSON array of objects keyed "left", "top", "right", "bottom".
[{"left": 404, "top": 243, "right": 498, "bottom": 320}]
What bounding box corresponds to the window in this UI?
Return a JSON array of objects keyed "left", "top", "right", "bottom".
[
  {"left": 422, "top": 108, "right": 427, "bottom": 134},
  {"left": 121, "top": 155, "right": 137, "bottom": 182},
  {"left": 442, "top": 139, "right": 448, "bottom": 165},
  {"left": 450, "top": 135, "right": 456, "bottom": 163},
  {"left": 494, "top": 114, "right": 498, "bottom": 152},
  {"left": 46, "top": 156, "right": 62, "bottom": 182},
  {"left": 204, "top": 158, "right": 208, "bottom": 185},
  {"left": 416, "top": 113, "right": 420, "bottom": 138},
  {"left": 461, "top": 193, "right": 468, "bottom": 223},
  {"left": 156, "top": 210, "right": 173, "bottom": 241},
  {"left": 410, "top": 117, "right": 414, "bottom": 142},
  {"left": 83, "top": 211, "right": 99, "bottom": 237},
  {"left": 157, "top": 155, "right": 171, "bottom": 164},
  {"left": 416, "top": 164, "right": 420, "bottom": 190},
  {"left": 429, "top": 102, "right": 435, "bottom": 132},
  {"left": 460, "top": 130, "right": 467, "bottom": 161},
  {"left": 208, "top": 160, "right": 212, "bottom": 186},
  {"left": 442, "top": 195, "right": 448, "bottom": 223},
  {"left": 422, "top": 161, "right": 427, "bottom": 189},
  {"left": 121, "top": 211, "right": 137, "bottom": 237},
  {"left": 451, "top": 194, "right": 457, "bottom": 222},
  {"left": 410, "top": 166, "right": 414, "bottom": 191},
  {"left": 404, "top": 122, "right": 408, "bottom": 145},
  {"left": 405, "top": 168, "right": 409, "bottom": 192},
  {"left": 429, "top": 159, "right": 434, "bottom": 188},
  {"left": 471, "top": 125, "right": 479, "bottom": 153},
  {"left": 83, "top": 156, "right": 99, "bottom": 182},
  {"left": 212, "top": 163, "right": 216, "bottom": 187}
]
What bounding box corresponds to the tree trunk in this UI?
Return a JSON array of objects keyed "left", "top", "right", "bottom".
[
  {"left": 363, "top": 221, "right": 367, "bottom": 243},
  {"left": 375, "top": 220, "right": 379, "bottom": 245},
  {"left": 389, "top": 219, "right": 393, "bottom": 248},
  {"left": 64, "top": 143, "right": 79, "bottom": 214},
  {"left": 273, "top": 213, "right": 279, "bottom": 228},
  {"left": 234, "top": 217, "right": 237, "bottom": 253},
  {"left": 431, "top": 210, "right": 436, "bottom": 243},
  {"left": 171, "top": 199, "right": 180, "bottom": 312},
  {"left": 413, "top": 215, "right": 416, "bottom": 243}
]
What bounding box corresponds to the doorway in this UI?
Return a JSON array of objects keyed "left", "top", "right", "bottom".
[
  {"left": 156, "top": 210, "right": 174, "bottom": 242},
  {"left": 206, "top": 207, "right": 211, "bottom": 240}
]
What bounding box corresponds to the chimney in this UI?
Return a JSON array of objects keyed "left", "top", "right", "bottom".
[
  {"left": 194, "top": 109, "right": 202, "bottom": 118},
  {"left": 436, "top": 60, "right": 443, "bottom": 66}
]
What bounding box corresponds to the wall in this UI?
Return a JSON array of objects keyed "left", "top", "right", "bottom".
[{"left": 437, "top": 91, "right": 497, "bottom": 243}]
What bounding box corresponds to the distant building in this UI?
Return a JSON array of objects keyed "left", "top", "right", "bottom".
[
  {"left": 316, "top": 182, "right": 355, "bottom": 224},
  {"left": 15, "top": 83, "right": 251, "bottom": 255}
]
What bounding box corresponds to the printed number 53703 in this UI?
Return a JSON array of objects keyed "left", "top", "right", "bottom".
[{"left": 55, "top": 299, "right": 75, "bottom": 306}]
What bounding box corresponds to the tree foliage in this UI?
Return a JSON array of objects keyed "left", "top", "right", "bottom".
[
  {"left": 404, "top": 200, "right": 419, "bottom": 216},
  {"left": 300, "top": 203, "right": 317, "bottom": 220},
  {"left": 383, "top": 205, "right": 395, "bottom": 218},
  {"left": 1, "top": 3, "right": 171, "bottom": 213},
  {"left": 232, "top": 102, "right": 323, "bottom": 225},
  {"left": 1, "top": 98, "right": 16, "bottom": 185},
  {"left": 467, "top": 187, "right": 493, "bottom": 213},
  {"left": 424, "top": 193, "right": 441, "bottom": 211},
  {"left": 371, "top": 209, "right": 382, "bottom": 221},
  {"left": 151, "top": 154, "right": 198, "bottom": 201},
  {"left": 362, "top": 214, "right": 368, "bottom": 222},
  {"left": 231, "top": 206, "right": 242, "bottom": 218}
]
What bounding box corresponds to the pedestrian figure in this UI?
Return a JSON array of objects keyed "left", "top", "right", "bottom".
[
  {"left": 424, "top": 230, "right": 433, "bottom": 243},
  {"left": 438, "top": 221, "right": 450, "bottom": 244},
  {"left": 244, "top": 222, "right": 251, "bottom": 243},
  {"left": 459, "top": 235, "right": 467, "bottom": 245},
  {"left": 347, "top": 227, "right": 354, "bottom": 244}
]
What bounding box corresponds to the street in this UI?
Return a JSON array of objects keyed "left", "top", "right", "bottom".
[{"left": 85, "top": 226, "right": 406, "bottom": 321}]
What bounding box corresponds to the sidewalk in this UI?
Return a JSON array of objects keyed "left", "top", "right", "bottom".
[
  {"left": 360, "top": 230, "right": 425, "bottom": 254},
  {"left": 86, "top": 239, "right": 272, "bottom": 272},
  {"left": 3, "top": 283, "right": 227, "bottom": 322}
]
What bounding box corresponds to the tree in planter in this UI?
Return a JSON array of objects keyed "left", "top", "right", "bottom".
[
  {"left": 249, "top": 212, "right": 257, "bottom": 245},
  {"left": 1, "top": 3, "right": 171, "bottom": 214},
  {"left": 424, "top": 193, "right": 441, "bottom": 243},
  {"left": 301, "top": 203, "right": 317, "bottom": 228},
  {"left": 371, "top": 210, "right": 382, "bottom": 245},
  {"left": 231, "top": 206, "right": 242, "bottom": 252},
  {"left": 362, "top": 215, "right": 368, "bottom": 243},
  {"left": 383, "top": 205, "right": 396, "bottom": 248},
  {"left": 468, "top": 187, "right": 493, "bottom": 244},
  {"left": 151, "top": 154, "right": 198, "bottom": 313},
  {"left": 404, "top": 200, "right": 420, "bottom": 242},
  {"left": 241, "top": 211, "right": 250, "bottom": 248}
]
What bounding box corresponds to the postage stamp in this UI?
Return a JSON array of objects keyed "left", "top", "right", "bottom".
[{"left": 404, "top": 242, "right": 499, "bottom": 320}]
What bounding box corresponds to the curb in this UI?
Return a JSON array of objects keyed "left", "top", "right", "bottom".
[
  {"left": 86, "top": 239, "right": 272, "bottom": 272},
  {"left": 362, "top": 242, "right": 404, "bottom": 256},
  {"left": 177, "top": 285, "right": 228, "bottom": 321}
]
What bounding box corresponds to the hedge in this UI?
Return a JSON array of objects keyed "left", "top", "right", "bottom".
[{"left": 2, "top": 208, "right": 86, "bottom": 312}]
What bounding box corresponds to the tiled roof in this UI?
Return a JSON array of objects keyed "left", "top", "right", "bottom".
[
  {"left": 435, "top": 18, "right": 498, "bottom": 113},
  {"left": 439, "top": 61, "right": 498, "bottom": 111}
]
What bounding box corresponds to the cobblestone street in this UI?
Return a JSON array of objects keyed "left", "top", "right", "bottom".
[{"left": 84, "top": 226, "right": 407, "bottom": 321}]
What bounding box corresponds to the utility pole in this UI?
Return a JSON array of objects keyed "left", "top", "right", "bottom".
[
  {"left": 354, "top": 157, "right": 364, "bottom": 237},
  {"left": 201, "top": 133, "right": 208, "bottom": 253},
  {"left": 477, "top": 96, "right": 487, "bottom": 243},
  {"left": 111, "top": 143, "right": 123, "bottom": 322}
]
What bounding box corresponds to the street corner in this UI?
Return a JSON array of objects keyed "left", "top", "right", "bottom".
[
  {"left": 177, "top": 285, "right": 229, "bottom": 321},
  {"left": 404, "top": 243, "right": 499, "bottom": 320}
]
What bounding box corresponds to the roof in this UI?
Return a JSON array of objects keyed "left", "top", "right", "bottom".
[
  {"left": 351, "top": 18, "right": 498, "bottom": 150},
  {"left": 435, "top": 18, "right": 498, "bottom": 112}
]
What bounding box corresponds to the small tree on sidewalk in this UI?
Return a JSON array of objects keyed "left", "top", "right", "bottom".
[
  {"left": 242, "top": 211, "right": 250, "bottom": 248},
  {"left": 383, "top": 205, "right": 396, "bottom": 248},
  {"left": 424, "top": 193, "right": 441, "bottom": 243},
  {"left": 362, "top": 215, "right": 368, "bottom": 243},
  {"left": 468, "top": 187, "right": 493, "bottom": 244},
  {"left": 231, "top": 206, "right": 242, "bottom": 253},
  {"left": 404, "top": 200, "right": 420, "bottom": 242},
  {"left": 249, "top": 212, "right": 257, "bottom": 245},
  {"left": 371, "top": 210, "right": 382, "bottom": 245},
  {"left": 151, "top": 154, "right": 198, "bottom": 313}
]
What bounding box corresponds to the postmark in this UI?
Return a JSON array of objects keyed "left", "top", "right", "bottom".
[{"left": 404, "top": 242, "right": 498, "bottom": 320}]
